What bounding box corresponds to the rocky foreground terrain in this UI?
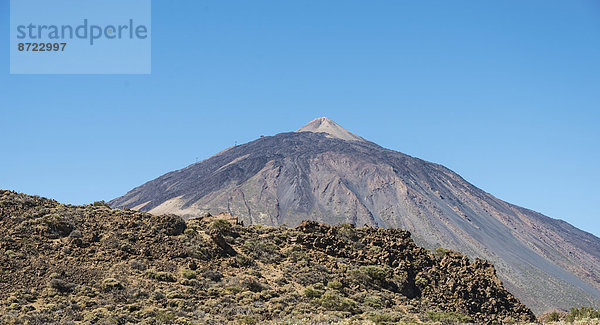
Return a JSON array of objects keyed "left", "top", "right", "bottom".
[{"left": 0, "top": 190, "right": 536, "bottom": 324}]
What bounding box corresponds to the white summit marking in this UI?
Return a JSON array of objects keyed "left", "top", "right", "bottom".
[{"left": 295, "top": 117, "right": 366, "bottom": 142}]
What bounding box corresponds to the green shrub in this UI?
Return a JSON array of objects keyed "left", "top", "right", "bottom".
[
  {"left": 181, "top": 269, "right": 196, "bottom": 279},
  {"left": 196, "top": 245, "right": 217, "bottom": 260},
  {"left": 210, "top": 219, "right": 232, "bottom": 233},
  {"left": 546, "top": 311, "right": 560, "bottom": 322},
  {"left": 231, "top": 253, "right": 254, "bottom": 267},
  {"left": 337, "top": 223, "right": 359, "bottom": 241},
  {"left": 287, "top": 250, "right": 309, "bottom": 263},
  {"left": 43, "top": 214, "right": 62, "bottom": 222},
  {"left": 101, "top": 278, "right": 123, "bottom": 291},
  {"left": 82, "top": 307, "right": 110, "bottom": 322},
  {"left": 238, "top": 315, "right": 257, "bottom": 324},
  {"left": 566, "top": 306, "right": 600, "bottom": 322},
  {"left": 361, "top": 266, "right": 387, "bottom": 281},
  {"left": 226, "top": 286, "right": 244, "bottom": 294},
  {"left": 427, "top": 311, "right": 472, "bottom": 324},
  {"left": 434, "top": 247, "right": 453, "bottom": 257},
  {"left": 146, "top": 270, "right": 176, "bottom": 282},
  {"left": 92, "top": 200, "right": 109, "bottom": 207},
  {"left": 155, "top": 310, "right": 176, "bottom": 322},
  {"left": 242, "top": 239, "right": 280, "bottom": 263},
  {"left": 363, "top": 295, "right": 383, "bottom": 308},
  {"left": 327, "top": 280, "right": 343, "bottom": 290},
  {"left": 184, "top": 228, "right": 197, "bottom": 237},
  {"left": 351, "top": 265, "right": 388, "bottom": 286},
  {"left": 369, "top": 246, "right": 383, "bottom": 255},
  {"left": 181, "top": 278, "right": 202, "bottom": 287},
  {"left": 368, "top": 312, "right": 398, "bottom": 324},
  {"left": 314, "top": 291, "right": 357, "bottom": 312},
  {"left": 303, "top": 287, "right": 324, "bottom": 298}
]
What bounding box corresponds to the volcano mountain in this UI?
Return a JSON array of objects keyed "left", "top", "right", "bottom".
[{"left": 110, "top": 117, "right": 600, "bottom": 314}]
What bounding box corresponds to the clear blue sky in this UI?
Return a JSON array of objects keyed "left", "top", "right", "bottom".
[{"left": 1, "top": 0, "right": 599, "bottom": 236}]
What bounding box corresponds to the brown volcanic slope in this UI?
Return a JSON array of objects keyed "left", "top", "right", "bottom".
[
  {"left": 0, "top": 190, "right": 536, "bottom": 324},
  {"left": 110, "top": 117, "right": 600, "bottom": 314}
]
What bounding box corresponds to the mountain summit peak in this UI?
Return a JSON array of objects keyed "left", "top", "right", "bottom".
[{"left": 296, "top": 117, "right": 365, "bottom": 142}]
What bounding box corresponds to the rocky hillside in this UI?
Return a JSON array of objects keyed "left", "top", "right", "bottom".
[
  {"left": 0, "top": 190, "right": 535, "bottom": 324},
  {"left": 110, "top": 118, "right": 600, "bottom": 314}
]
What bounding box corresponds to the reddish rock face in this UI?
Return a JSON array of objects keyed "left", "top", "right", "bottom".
[{"left": 109, "top": 118, "right": 600, "bottom": 314}]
